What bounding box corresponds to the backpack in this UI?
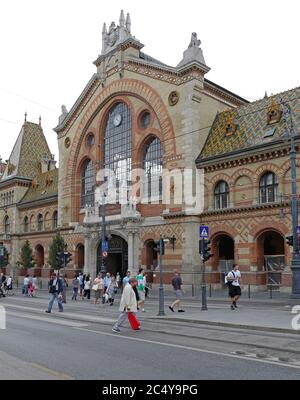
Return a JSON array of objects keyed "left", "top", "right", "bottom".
[{"left": 225, "top": 271, "right": 235, "bottom": 286}]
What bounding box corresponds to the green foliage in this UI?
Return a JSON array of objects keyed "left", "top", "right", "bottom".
[
  {"left": 49, "top": 232, "right": 65, "bottom": 270},
  {"left": 21, "top": 240, "right": 34, "bottom": 270}
]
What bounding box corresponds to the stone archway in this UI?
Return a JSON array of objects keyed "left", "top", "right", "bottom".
[
  {"left": 256, "top": 230, "right": 285, "bottom": 285},
  {"left": 212, "top": 234, "right": 235, "bottom": 272},
  {"left": 34, "top": 245, "right": 44, "bottom": 278},
  {"left": 97, "top": 235, "right": 128, "bottom": 278}
]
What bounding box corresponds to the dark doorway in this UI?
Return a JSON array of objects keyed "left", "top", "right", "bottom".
[
  {"left": 34, "top": 245, "right": 44, "bottom": 277},
  {"left": 97, "top": 235, "right": 128, "bottom": 277}
]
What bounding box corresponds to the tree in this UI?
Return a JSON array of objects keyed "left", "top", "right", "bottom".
[
  {"left": 21, "top": 240, "right": 34, "bottom": 270},
  {"left": 0, "top": 243, "right": 9, "bottom": 269},
  {"left": 49, "top": 232, "right": 65, "bottom": 270}
]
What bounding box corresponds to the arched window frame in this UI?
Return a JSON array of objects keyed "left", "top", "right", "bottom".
[
  {"left": 81, "top": 159, "right": 96, "bottom": 208},
  {"left": 4, "top": 216, "right": 10, "bottom": 234},
  {"left": 24, "top": 216, "right": 29, "bottom": 233},
  {"left": 52, "top": 211, "right": 58, "bottom": 230},
  {"left": 214, "top": 181, "right": 229, "bottom": 210},
  {"left": 142, "top": 137, "right": 163, "bottom": 203},
  {"left": 259, "top": 172, "right": 278, "bottom": 204},
  {"left": 37, "top": 214, "right": 43, "bottom": 232},
  {"left": 104, "top": 102, "right": 132, "bottom": 203}
]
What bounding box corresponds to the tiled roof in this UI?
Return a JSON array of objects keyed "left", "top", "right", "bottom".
[
  {"left": 139, "top": 52, "right": 169, "bottom": 68},
  {"left": 197, "top": 86, "right": 300, "bottom": 163},
  {"left": 1, "top": 122, "right": 52, "bottom": 181},
  {"left": 19, "top": 168, "right": 58, "bottom": 205}
]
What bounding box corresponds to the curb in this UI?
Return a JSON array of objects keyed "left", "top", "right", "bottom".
[{"left": 149, "top": 317, "right": 300, "bottom": 335}]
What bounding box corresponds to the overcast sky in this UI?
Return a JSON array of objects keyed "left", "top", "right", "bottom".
[{"left": 0, "top": 0, "right": 299, "bottom": 163}]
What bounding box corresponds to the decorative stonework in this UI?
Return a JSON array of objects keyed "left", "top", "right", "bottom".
[
  {"left": 64, "top": 137, "right": 71, "bottom": 148},
  {"left": 168, "top": 91, "right": 180, "bottom": 106},
  {"left": 267, "top": 99, "right": 282, "bottom": 125}
]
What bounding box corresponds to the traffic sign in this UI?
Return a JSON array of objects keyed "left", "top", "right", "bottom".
[
  {"left": 102, "top": 251, "right": 108, "bottom": 258},
  {"left": 200, "top": 226, "right": 209, "bottom": 238},
  {"left": 297, "top": 226, "right": 300, "bottom": 235},
  {"left": 102, "top": 241, "right": 109, "bottom": 252}
]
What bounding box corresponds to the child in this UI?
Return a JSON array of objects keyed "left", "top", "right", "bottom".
[{"left": 28, "top": 282, "right": 34, "bottom": 297}]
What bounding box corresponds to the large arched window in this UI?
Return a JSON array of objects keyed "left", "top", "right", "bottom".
[
  {"left": 104, "top": 103, "right": 132, "bottom": 202},
  {"left": 143, "top": 137, "right": 163, "bottom": 202},
  {"left": 4, "top": 216, "right": 10, "bottom": 234},
  {"left": 24, "top": 216, "right": 29, "bottom": 233},
  {"left": 214, "top": 181, "right": 229, "bottom": 209},
  {"left": 260, "top": 172, "right": 278, "bottom": 203},
  {"left": 81, "top": 159, "right": 95, "bottom": 208},
  {"left": 37, "top": 214, "right": 43, "bottom": 231},
  {"left": 52, "top": 211, "right": 58, "bottom": 230}
]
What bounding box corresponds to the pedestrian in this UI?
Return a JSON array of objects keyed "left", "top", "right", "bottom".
[
  {"left": 32, "top": 275, "right": 38, "bottom": 297},
  {"left": 106, "top": 275, "right": 118, "bottom": 306},
  {"left": 144, "top": 272, "right": 150, "bottom": 298},
  {"left": 72, "top": 274, "right": 79, "bottom": 301},
  {"left": 169, "top": 271, "right": 185, "bottom": 313},
  {"left": 23, "top": 274, "right": 30, "bottom": 296},
  {"left": 62, "top": 274, "right": 68, "bottom": 304},
  {"left": 5, "top": 275, "right": 13, "bottom": 294},
  {"left": 122, "top": 270, "right": 131, "bottom": 289},
  {"left": 102, "top": 272, "right": 111, "bottom": 304},
  {"left": 225, "top": 264, "right": 242, "bottom": 310},
  {"left": 84, "top": 274, "right": 91, "bottom": 300},
  {"left": 137, "top": 268, "right": 146, "bottom": 312},
  {"left": 116, "top": 272, "right": 121, "bottom": 290},
  {"left": 28, "top": 281, "right": 34, "bottom": 297},
  {"left": 92, "top": 274, "right": 103, "bottom": 304},
  {"left": 45, "top": 273, "right": 63, "bottom": 313},
  {"left": 78, "top": 272, "right": 84, "bottom": 299},
  {"left": 112, "top": 278, "right": 140, "bottom": 333},
  {"left": 0, "top": 273, "right": 5, "bottom": 298}
]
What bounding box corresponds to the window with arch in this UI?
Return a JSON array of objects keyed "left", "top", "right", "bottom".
[
  {"left": 81, "top": 159, "right": 95, "bottom": 208},
  {"left": 37, "top": 214, "right": 43, "bottom": 231},
  {"left": 53, "top": 211, "right": 58, "bottom": 230},
  {"left": 104, "top": 102, "right": 132, "bottom": 201},
  {"left": 214, "top": 181, "right": 229, "bottom": 209},
  {"left": 143, "top": 137, "right": 163, "bottom": 201},
  {"left": 24, "top": 216, "right": 29, "bottom": 233},
  {"left": 259, "top": 172, "right": 278, "bottom": 203},
  {"left": 4, "top": 216, "right": 10, "bottom": 234}
]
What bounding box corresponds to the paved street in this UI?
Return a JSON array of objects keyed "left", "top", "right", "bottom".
[{"left": 0, "top": 290, "right": 300, "bottom": 380}]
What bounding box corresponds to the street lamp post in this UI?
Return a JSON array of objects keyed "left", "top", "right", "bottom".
[
  {"left": 200, "top": 239, "right": 208, "bottom": 311},
  {"left": 158, "top": 235, "right": 165, "bottom": 316},
  {"left": 100, "top": 194, "right": 107, "bottom": 275},
  {"left": 282, "top": 101, "right": 300, "bottom": 298}
]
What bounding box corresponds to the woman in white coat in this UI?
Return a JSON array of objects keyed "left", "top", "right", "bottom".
[{"left": 112, "top": 278, "right": 138, "bottom": 333}]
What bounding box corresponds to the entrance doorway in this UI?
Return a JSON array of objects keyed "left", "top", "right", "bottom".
[
  {"left": 214, "top": 234, "right": 234, "bottom": 273},
  {"left": 34, "top": 245, "right": 44, "bottom": 277},
  {"left": 257, "top": 230, "right": 285, "bottom": 285},
  {"left": 97, "top": 235, "right": 128, "bottom": 277}
]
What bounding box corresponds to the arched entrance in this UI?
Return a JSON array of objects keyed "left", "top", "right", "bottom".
[
  {"left": 145, "top": 240, "right": 158, "bottom": 270},
  {"left": 34, "top": 245, "right": 44, "bottom": 277},
  {"left": 212, "top": 234, "right": 234, "bottom": 273},
  {"left": 257, "top": 230, "right": 285, "bottom": 285},
  {"left": 97, "top": 235, "right": 128, "bottom": 277},
  {"left": 76, "top": 244, "right": 84, "bottom": 270}
]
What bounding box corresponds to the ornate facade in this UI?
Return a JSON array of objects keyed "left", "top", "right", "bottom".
[
  {"left": 196, "top": 87, "right": 300, "bottom": 289},
  {"left": 1, "top": 11, "right": 252, "bottom": 282}
]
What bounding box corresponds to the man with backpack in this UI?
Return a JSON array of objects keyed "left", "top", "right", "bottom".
[
  {"left": 45, "top": 273, "right": 64, "bottom": 313},
  {"left": 225, "top": 264, "right": 242, "bottom": 310}
]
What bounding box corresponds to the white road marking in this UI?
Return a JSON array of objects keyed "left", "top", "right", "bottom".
[
  {"left": 74, "top": 327, "right": 300, "bottom": 371},
  {"left": 7, "top": 311, "right": 88, "bottom": 328}
]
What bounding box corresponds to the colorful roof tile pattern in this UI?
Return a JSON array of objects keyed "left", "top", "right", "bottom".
[
  {"left": 1, "top": 122, "right": 52, "bottom": 181},
  {"left": 197, "top": 86, "right": 300, "bottom": 162},
  {"left": 19, "top": 168, "right": 58, "bottom": 205}
]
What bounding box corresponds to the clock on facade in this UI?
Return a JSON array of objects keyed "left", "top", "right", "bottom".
[{"left": 113, "top": 113, "right": 122, "bottom": 127}]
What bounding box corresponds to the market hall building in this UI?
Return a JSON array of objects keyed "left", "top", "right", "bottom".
[{"left": 3, "top": 10, "right": 297, "bottom": 290}]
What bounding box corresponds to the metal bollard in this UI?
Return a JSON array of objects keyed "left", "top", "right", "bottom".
[
  {"left": 209, "top": 284, "right": 212, "bottom": 298},
  {"left": 248, "top": 284, "right": 251, "bottom": 299}
]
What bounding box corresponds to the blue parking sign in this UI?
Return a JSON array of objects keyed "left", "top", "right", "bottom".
[{"left": 200, "top": 226, "right": 209, "bottom": 238}]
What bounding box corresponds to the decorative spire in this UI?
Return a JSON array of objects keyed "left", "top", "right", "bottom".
[
  {"left": 39, "top": 116, "right": 42, "bottom": 127},
  {"left": 264, "top": 91, "right": 268, "bottom": 99},
  {"left": 119, "top": 10, "right": 125, "bottom": 27},
  {"left": 102, "top": 22, "right": 107, "bottom": 34},
  {"left": 126, "top": 13, "right": 131, "bottom": 33},
  {"left": 24, "top": 112, "right": 27, "bottom": 123},
  {"left": 177, "top": 32, "right": 209, "bottom": 70}
]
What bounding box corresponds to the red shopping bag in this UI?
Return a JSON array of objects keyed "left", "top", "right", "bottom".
[{"left": 128, "top": 312, "right": 140, "bottom": 330}]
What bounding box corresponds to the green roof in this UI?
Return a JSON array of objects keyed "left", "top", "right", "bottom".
[
  {"left": 197, "top": 86, "right": 300, "bottom": 163},
  {"left": 19, "top": 168, "right": 58, "bottom": 205}
]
